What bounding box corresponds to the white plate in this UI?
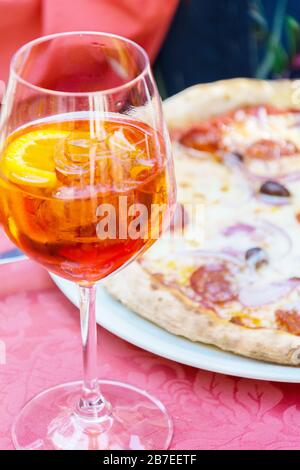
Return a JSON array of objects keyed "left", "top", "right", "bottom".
[{"left": 51, "top": 273, "right": 300, "bottom": 383}]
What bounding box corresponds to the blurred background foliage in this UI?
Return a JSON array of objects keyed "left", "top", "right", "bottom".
[
  {"left": 251, "top": 0, "right": 300, "bottom": 78},
  {"left": 155, "top": 0, "right": 300, "bottom": 97}
]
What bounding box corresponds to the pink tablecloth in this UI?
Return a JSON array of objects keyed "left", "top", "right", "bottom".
[{"left": 1, "top": 233, "right": 300, "bottom": 451}]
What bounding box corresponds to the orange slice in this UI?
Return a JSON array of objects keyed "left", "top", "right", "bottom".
[{"left": 1, "top": 129, "right": 69, "bottom": 187}]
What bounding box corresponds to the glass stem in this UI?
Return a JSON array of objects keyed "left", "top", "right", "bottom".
[{"left": 77, "top": 283, "right": 111, "bottom": 420}]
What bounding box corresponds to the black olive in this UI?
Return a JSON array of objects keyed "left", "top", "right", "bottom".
[
  {"left": 259, "top": 180, "right": 291, "bottom": 198},
  {"left": 227, "top": 152, "right": 244, "bottom": 162},
  {"left": 245, "top": 247, "right": 269, "bottom": 269},
  {"left": 233, "top": 152, "right": 244, "bottom": 162}
]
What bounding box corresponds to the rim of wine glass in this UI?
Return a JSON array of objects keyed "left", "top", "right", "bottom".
[{"left": 9, "top": 31, "right": 151, "bottom": 97}]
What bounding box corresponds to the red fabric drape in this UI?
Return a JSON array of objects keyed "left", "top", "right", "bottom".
[{"left": 0, "top": 0, "right": 178, "bottom": 81}]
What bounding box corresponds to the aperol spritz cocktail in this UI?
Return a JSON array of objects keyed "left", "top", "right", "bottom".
[
  {"left": 1, "top": 31, "right": 176, "bottom": 451},
  {"left": 0, "top": 116, "right": 172, "bottom": 283}
]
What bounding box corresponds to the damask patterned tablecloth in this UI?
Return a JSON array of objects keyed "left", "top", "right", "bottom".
[{"left": 1, "top": 234, "right": 300, "bottom": 451}]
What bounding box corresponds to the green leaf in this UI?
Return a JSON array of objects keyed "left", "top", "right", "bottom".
[
  {"left": 255, "top": 45, "right": 275, "bottom": 78},
  {"left": 255, "top": 0, "right": 288, "bottom": 78},
  {"left": 270, "top": 42, "right": 289, "bottom": 74},
  {"left": 272, "top": 0, "right": 288, "bottom": 41},
  {"left": 255, "top": 38, "right": 289, "bottom": 79},
  {"left": 286, "top": 15, "right": 300, "bottom": 56},
  {"left": 249, "top": 0, "right": 269, "bottom": 41},
  {"left": 249, "top": 8, "right": 269, "bottom": 31},
  {"left": 250, "top": 0, "right": 266, "bottom": 17}
]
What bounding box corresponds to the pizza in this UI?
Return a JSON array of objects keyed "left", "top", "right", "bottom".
[{"left": 105, "top": 78, "right": 300, "bottom": 366}]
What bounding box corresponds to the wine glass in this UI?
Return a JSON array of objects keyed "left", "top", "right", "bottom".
[{"left": 0, "top": 31, "right": 176, "bottom": 450}]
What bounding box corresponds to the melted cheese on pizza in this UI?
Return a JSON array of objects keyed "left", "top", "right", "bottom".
[{"left": 140, "top": 105, "right": 300, "bottom": 335}]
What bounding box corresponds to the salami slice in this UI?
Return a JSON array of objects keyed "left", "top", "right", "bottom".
[
  {"left": 246, "top": 139, "right": 297, "bottom": 161},
  {"left": 190, "top": 262, "right": 237, "bottom": 305},
  {"left": 179, "top": 123, "right": 221, "bottom": 152},
  {"left": 275, "top": 309, "right": 300, "bottom": 336},
  {"left": 179, "top": 105, "right": 299, "bottom": 156}
]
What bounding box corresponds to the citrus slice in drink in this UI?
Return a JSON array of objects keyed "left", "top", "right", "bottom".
[{"left": 1, "top": 129, "right": 69, "bottom": 187}]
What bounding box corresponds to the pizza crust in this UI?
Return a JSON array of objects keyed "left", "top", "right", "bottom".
[
  {"left": 164, "top": 78, "right": 300, "bottom": 131},
  {"left": 105, "top": 78, "right": 300, "bottom": 366},
  {"left": 105, "top": 262, "right": 300, "bottom": 365}
]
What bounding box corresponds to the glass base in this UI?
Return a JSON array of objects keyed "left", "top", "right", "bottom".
[{"left": 12, "top": 380, "right": 173, "bottom": 450}]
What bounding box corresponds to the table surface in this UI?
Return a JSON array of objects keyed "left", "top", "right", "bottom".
[{"left": 0, "top": 233, "right": 300, "bottom": 451}]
